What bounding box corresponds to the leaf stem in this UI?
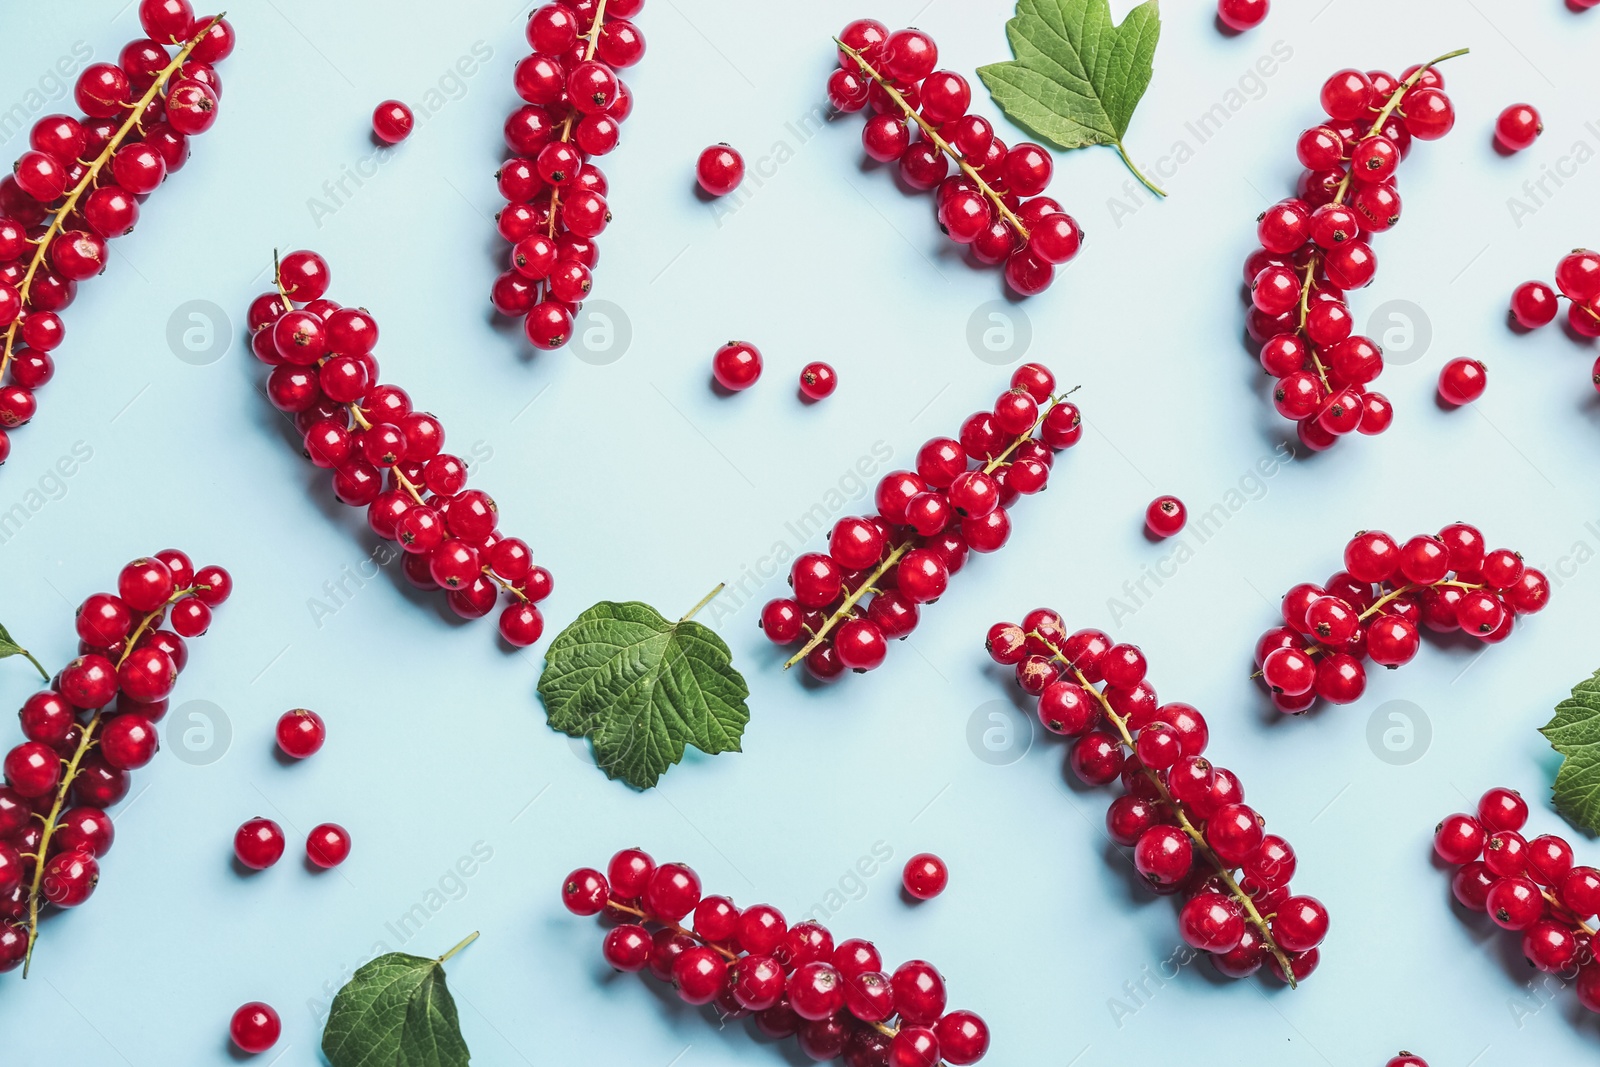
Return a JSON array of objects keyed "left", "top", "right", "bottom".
[
  {"left": 680, "top": 584, "right": 726, "bottom": 624},
  {"left": 1036, "top": 633, "right": 1299, "bottom": 987},
  {"left": 836, "top": 38, "right": 1033, "bottom": 243},
  {"left": 436, "top": 931, "right": 480, "bottom": 964},
  {"left": 18, "top": 649, "right": 48, "bottom": 682},
  {"left": 0, "top": 17, "right": 223, "bottom": 382},
  {"left": 1113, "top": 140, "right": 1166, "bottom": 197}
]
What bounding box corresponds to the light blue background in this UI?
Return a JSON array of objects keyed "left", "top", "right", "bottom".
[{"left": 1, "top": 0, "right": 1598, "bottom": 1063}]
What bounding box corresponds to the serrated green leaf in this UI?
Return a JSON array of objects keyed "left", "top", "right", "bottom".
[
  {"left": 978, "top": 0, "right": 1165, "bottom": 195},
  {"left": 1541, "top": 670, "right": 1600, "bottom": 835},
  {"left": 0, "top": 621, "right": 49, "bottom": 680},
  {"left": 322, "top": 948, "right": 471, "bottom": 1067},
  {"left": 537, "top": 599, "right": 750, "bottom": 789}
]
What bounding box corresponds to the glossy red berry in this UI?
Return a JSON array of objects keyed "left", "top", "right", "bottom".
[
  {"left": 799, "top": 361, "right": 836, "bottom": 400},
  {"left": 696, "top": 144, "right": 744, "bottom": 196},
  {"left": 275, "top": 709, "right": 325, "bottom": 759},
  {"left": 230, "top": 1002, "right": 281, "bottom": 1054},
  {"left": 1495, "top": 104, "right": 1542, "bottom": 152},
  {"left": 902, "top": 853, "right": 948, "bottom": 900},
  {"left": 307, "top": 823, "right": 352, "bottom": 868},
  {"left": 234, "top": 817, "right": 286, "bottom": 870},
  {"left": 1217, "top": 0, "right": 1269, "bottom": 30},
  {"left": 1145, "top": 496, "right": 1186, "bottom": 538},
  {"left": 1438, "top": 358, "right": 1486, "bottom": 405},
  {"left": 712, "top": 341, "right": 762, "bottom": 391}
]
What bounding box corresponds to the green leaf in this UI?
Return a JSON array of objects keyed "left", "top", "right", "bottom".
[
  {"left": 322, "top": 937, "right": 476, "bottom": 1067},
  {"left": 977, "top": 0, "right": 1166, "bottom": 196},
  {"left": 0, "top": 621, "right": 49, "bottom": 681},
  {"left": 537, "top": 595, "right": 750, "bottom": 789},
  {"left": 1541, "top": 671, "right": 1600, "bottom": 835}
]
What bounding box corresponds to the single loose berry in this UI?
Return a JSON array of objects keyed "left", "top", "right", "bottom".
[
  {"left": 1145, "top": 496, "right": 1186, "bottom": 538},
  {"left": 1438, "top": 358, "right": 1486, "bottom": 405},
  {"left": 712, "top": 341, "right": 762, "bottom": 391},
  {"left": 372, "top": 100, "right": 414, "bottom": 144},
  {"left": 696, "top": 144, "right": 744, "bottom": 196},
  {"left": 799, "top": 361, "right": 836, "bottom": 400},
  {"left": 230, "top": 1002, "right": 281, "bottom": 1055},
  {"left": 234, "top": 818, "right": 285, "bottom": 870},
  {"left": 1494, "top": 104, "right": 1541, "bottom": 152},
  {"left": 902, "top": 853, "right": 948, "bottom": 900},
  {"left": 307, "top": 823, "right": 352, "bottom": 868},
  {"left": 1217, "top": 0, "right": 1269, "bottom": 31}
]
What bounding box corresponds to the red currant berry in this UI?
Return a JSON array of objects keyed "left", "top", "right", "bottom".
[
  {"left": 1494, "top": 103, "right": 1542, "bottom": 152},
  {"left": 696, "top": 144, "right": 744, "bottom": 196},
  {"left": 1216, "top": 0, "right": 1269, "bottom": 31},
  {"left": 712, "top": 340, "right": 762, "bottom": 391},
  {"left": 307, "top": 822, "right": 352, "bottom": 868},
  {"left": 276, "top": 708, "right": 326, "bottom": 759},
  {"left": 902, "top": 853, "right": 948, "bottom": 900},
  {"left": 798, "top": 361, "right": 836, "bottom": 400},
  {"left": 1438, "top": 357, "right": 1486, "bottom": 405},
  {"left": 1145, "top": 496, "right": 1186, "bottom": 537},
  {"left": 234, "top": 817, "right": 286, "bottom": 870},
  {"left": 229, "top": 1002, "right": 281, "bottom": 1055}
]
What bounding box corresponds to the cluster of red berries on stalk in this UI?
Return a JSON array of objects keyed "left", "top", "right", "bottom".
[
  {"left": 1, "top": 549, "right": 231, "bottom": 976},
  {"left": 1255, "top": 524, "right": 1548, "bottom": 714},
  {"left": 564, "top": 849, "right": 990, "bottom": 1065},
  {"left": 828, "top": 20, "right": 1082, "bottom": 296},
  {"left": 1245, "top": 52, "right": 1464, "bottom": 451},
  {"left": 492, "top": 0, "right": 645, "bottom": 351},
  {"left": 0, "top": 1, "right": 232, "bottom": 468},
  {"left": 986, "top": 616, "right": 1327, "bottom": 986},
  {"left": 1436, "top": 787, "right": 1600, "bottom": 1011},
  {"left": 760, "top": 364, "right": 1080, "bottom": 680},
  {"left": 249, "top": 250, "right": 551, "bottom": 647},
  {"left": 1510, "top": 249, "right": 1600, "bottom": 353}
]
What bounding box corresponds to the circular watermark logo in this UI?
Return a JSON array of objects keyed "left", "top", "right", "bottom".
[
  {"left": 966, "top": 700, "right": 1033, "bottom": 766},
  {"left": 1365, "top": 299, "right": 1431, "bottom": 367},
  {"left": 966, "top": 301, "right": 1032, "bottom": 365},
  {"left": 166, "top": 300, "right": 232, "bottom": 366},
  {"left": 166, "top": 700, "right": 232, "bottom": 766},
  {"left": 570, "top": 300, "right": 632, "bottom": 366},
  {"left": 1366, "top": 699, "right": 1431, "bottom": 765}
]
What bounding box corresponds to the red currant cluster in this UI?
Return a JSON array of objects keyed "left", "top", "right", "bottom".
[
  {"left": 1, "top": 549, "right": 231, "bottom": 975},
  {"left": 829, "top": 20, "right": 1082, "bottom": 296},
  {"left": 563, "top": 849, "right": 990, "bottom": 1065},
  {"left": 1436, "top": 787, "right": 1600, "bottom": 1011},
  {"left": 1245, "top": 52, "right": 1464, "bottom": 451},
  {"left": 248, "top": 250, "right": 551, "bottom": 646},
  {"left": 986, "top": 615, "right": 1327, "bottom": 986},
  {"left": 0, "top": 2, "right": 232, "bottom": 468},
  {"left": 1254, "top": 524, "right": 1548, "bottom": 714},
  {"left": 1510, "top": 249, "right": 1600, "bottom": 354},
  {"left": 760, "top": 364, "right": 1080, "bottom": 679},
  {"left": 492, "top": 0, "right": 645, "bottom": 351}
]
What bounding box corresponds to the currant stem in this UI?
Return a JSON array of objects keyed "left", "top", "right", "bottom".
[
  {"left": 603, "top": 899, "right": 740, "bottom": 961},
  {"left": 782, "top": 543, "right": 911, "bottom": 670},
  {"left": 1033, "top": 632, "right": 1299, "bottom": 988},
  {"left": 540, "top": 0, "right": 610, "bottom": 299},
  {"left": 481, "top": 566, "right": 530, "bottom": 603},
  {"left": 436, "top": 931, "right": 480, "bottom": 965},
  {"left": 982, "top": 387, "right": 1079, "bottom": 476},
  {"left": 1295, "top": 577, "right": 1485, "bottom": 661},
  {"left": 835, "top": 38, "right": 1032, "bottom": 243},
  {"left": 680, "top": 584, "right": 725, "bottom": 624},
  {"left": 1291, "top": 47, "right": 1468, "bottom": 379},
  {"left": 270, "top": 255, "right": 429, "bottom": 509},
  {"left": 21, "top": 584, "right": 199, "bottom": 977},
  {"left": 1113, "top": 140, "right": 1166, "bottom": 198},
  {"left": 0, "top": 16, "right": 223, "bottom": 382}
]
